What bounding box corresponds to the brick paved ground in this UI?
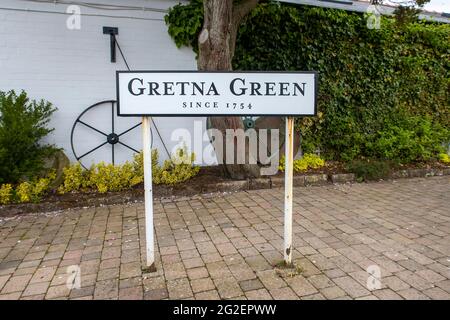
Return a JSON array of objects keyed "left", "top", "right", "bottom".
[{"left": 0, "top": 176, "right": 449, "bottom": 300}]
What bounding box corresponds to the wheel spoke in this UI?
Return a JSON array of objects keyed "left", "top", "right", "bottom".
[
  {"left": 118, "top": 122, "right": 142, "bottom": 137},
  {"left": 78, "top": 120, "right": 108, "bottom": 136},
  {"left": 76, "top": 141, "right": 108, "bottom": 160},
  {"left": 112, "top": 144, "right": 115, "bottom": 165},
  {"left": 118, "top": 141, "right": 139, "bottom": 153}
]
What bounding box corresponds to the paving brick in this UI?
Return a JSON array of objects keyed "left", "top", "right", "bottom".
[
  {"left": 119, "top": 286, "right": 143, "bottom": 300},
  {"left": 22, "top": 282, "right": 50, "bottom": 297},
  {"left": 167, "top": 278, "right": 193, "bottom": 299},
  {"left": 30, "top": 267, "right": 57, "bottom": 284},
  {"left": 191, "top": 278, "right": 215, "bottom": 293},
  {"left": 396, "top": 270, "right": 433, "bottom": 291},
  {"left": 308, "top": 274, "right": 334, "bottom": 290},
  {"left": 423, "top": 287, "right": 450, "bottom": 300},
  {"left": 333, "top": 276, "right": 370, "bottom": 298},
  {"left": 144, "top": 288, "right": 168, "bottom": 300},
  {"left": 45, "top": 285, "right": 70, "bottom": 299},
  {"left": 239, "top": 279, "right": 264, "bottom": 292},
  {"left": 245, "top": 288, "right": 272, "bottom": 300},
  {"left": 373, "top": 289, "right": 403, "bottom": 300},
  {"left": 94, "top": 279, "right": 118, "bottom": 299},
  {"left": 398, "top": 288, "right": 430, "bottom": 300},
  {"left": 1, "top": 274, "right": 32, "bottom": 294},
  {"left": 214, "top": 279, "right": 243, "bottom": 299},
  {"left": 285, "top": 276, "right": 318, "bottom": 297},
  {"left": 320, "top": 286, "right": 347, "bottom": 299},
  {"left": 195, "top": 290, "right": 220, "bottom": 300},
  {"left": 269, "top": 287, "right": 298, "bottom": 300}
]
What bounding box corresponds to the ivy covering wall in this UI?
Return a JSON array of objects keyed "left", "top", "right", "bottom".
[{"left": 166, "top": 2, "right": 449, "bottom": 162}]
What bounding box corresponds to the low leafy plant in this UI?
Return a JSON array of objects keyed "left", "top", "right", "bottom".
[
  {"left": 0, "top": 184, "right": 13, "bottom": 205},
  {"left": 346, "top": 159, "right": 392, "bottom": 182},
  {"left": 153, "top": 147, "right": 200, "bottom": 186},
  {"left": 18, "top": 172, "right": 55, "bottom": 203},
  {"left": 59, "top": 147, "right": 200, "bottom": 194},
  {"left": 439, "top": 153, "right": 450, "bottom": 164},
  {"left": 88, "top": 162, "right": 141, "bottom": 193},
  {"left": 278, "top": 153, "right": 325, "bottom": 172},
  {"left": 368, "top": 117, "right": 449, "bottom": 163},
  {"left": 0, "top": 90, "right": 57, "bottom": 184},
  {"left": 1, "top": 170, "right": 56, "bottom": 204},
  {"left": 57, "top": 163, "right": 88, "bottom": 194}
]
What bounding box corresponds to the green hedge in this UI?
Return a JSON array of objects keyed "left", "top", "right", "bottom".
[
  {"left": 166, "top": 2, "right": 449, "bottom": 162},
  {"left": 233, "top": 3, "right": 449, "bottom": 162}
]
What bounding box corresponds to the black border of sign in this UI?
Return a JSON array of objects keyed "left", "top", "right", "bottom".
[{"left": 116, "top": 70, "right": 318, "bottom": 117}]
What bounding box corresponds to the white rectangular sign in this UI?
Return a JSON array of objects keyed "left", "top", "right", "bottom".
[{"left": 117, "top": 71, "right": 317, "bottom": 116}]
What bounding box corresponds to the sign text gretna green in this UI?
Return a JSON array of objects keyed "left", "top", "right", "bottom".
[{"left": 117, "top": 71, "right": 317, "bottom": 116}]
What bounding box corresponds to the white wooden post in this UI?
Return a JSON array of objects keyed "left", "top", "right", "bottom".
[
  {"left": 142, "top": 116, "right": 156, "bottom": 271},
  {"left": 284, "top": 117, "right": 294, "bottom": 265}
]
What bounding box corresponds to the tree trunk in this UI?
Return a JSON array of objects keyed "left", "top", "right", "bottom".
[{"left": 198, "top": 0, "right": 260, "bottom": 179}]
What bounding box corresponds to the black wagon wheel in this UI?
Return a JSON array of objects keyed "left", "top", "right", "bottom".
[{"left": 71, "top": 100, "right": 151, "bottom": 169}]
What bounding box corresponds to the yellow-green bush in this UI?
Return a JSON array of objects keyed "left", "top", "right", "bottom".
[
  {"left": 278, "top": 153, "right": 325, "bottom": 172},
  {"left": 89, "top": 162, "right": 141, "bottom": 193},
  {"left": 58, "top": 163, "right": 88, "bottom": 194},
  {"left": 0, "top": 184, "right": 13, "bottom": 205},
  {"left": 15, "top": 171, "right": 56, "bottom": 203},
  {"left": 0, "top": 171, "right": 56, "bottom": 205},
  {"left": 154, "top": 148, "right": 200, "bottom": 186},
  {"left": 2, "top": 148, "right": 200, "bottom": 202},
  {"left": 439, "top": 153, "right": 450, "bottom": 164},
  {"left": 16, "top": 182, "right": 32, "bottom": 203},
  {"left": 59, "top": 147, "right": 200, "bottom": 194}
]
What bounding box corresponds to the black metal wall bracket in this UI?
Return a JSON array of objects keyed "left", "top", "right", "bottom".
[{"left": 103, "top": 26, "right": 119, "bottom": 63}]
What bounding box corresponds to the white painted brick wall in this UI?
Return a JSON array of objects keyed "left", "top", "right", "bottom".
[{"left": 0, "top": 0, "right": 212, "bottom": 166}]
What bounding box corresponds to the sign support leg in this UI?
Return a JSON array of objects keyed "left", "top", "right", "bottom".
[
  {"left": 284, "top": 117, "right": 294, "bottom": 266},
  {"left": 142, "top": 116, "right": 156, "bottom": 272}
]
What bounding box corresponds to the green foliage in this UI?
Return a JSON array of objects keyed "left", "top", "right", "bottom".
[
  {"left": 233, "top": 4, "right": 449, "bottom": 162},
  {"left": 0, "top": 184, "right": 13, "bottom": 205},
  {"left": 88, "top": 162, "right": 141, "bottom": 193},
  {"left": 58, "top": 148, "right": 200, "bottom": 194},
  {"left": 368, "top": 116, "right": 449, "bottom": 163},
  {"left": 278, "top": 153, "right": 325, "bottom": 172},
  {"left": 439, "top": 153, "right": 450, "bottom": 164},
  {"left": 153, "top": 147, "right": 200, "bottom": 185},
  {"left": 165, "top": 3, "right": 449, "bottom": 164},
  {"left": 0, "top": 90, "right": 58, "bottom": 184},
  {"left": 346, "top": 159, "right": 392, "bottom": 182},
  {"left": 57, "top": 163, "right": 88, "bottom": 193},
  {"left": 165, "top": 0, "right": 203, "bottom": 54},
  {"left": 0, "top": 170, "right": 56, "bottom": 204}
]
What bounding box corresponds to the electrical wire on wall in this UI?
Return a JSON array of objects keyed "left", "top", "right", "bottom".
[
  {"left": 17, "top": 0, "right": 170, "bottom": 13},
  {"left": 0, "top": 0, "right": 176, "bottom": 21}
]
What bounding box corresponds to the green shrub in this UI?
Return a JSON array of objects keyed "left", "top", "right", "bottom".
[
  {"left": 88, "top": 162, "right": 141, "bottom": 193},
  {"left": 153, "top": 147, "right": 200, "bottom": 185},
  {"left": 346, "top": 159, "right": 392, "bottom": 182},
  {"left": 0, "top": 184, "right": 13, "bottom": 205},
  {"left": 13, "top": 171, "right": 55, "bottom": 203},
  {"left": 439, "top": 153, "right": 450, "bottom": 164},
  {"left": 166, "top": 3, "right": 450, "bottom": 164},
  {"left": 368, "top": 117, "right": 449, "bottom": 163},
  {"left": 58, "top": 163, "right": 88, "bottom": 193},
  {"left": 278, "top": 153, "right": 326, "bottom": 172},
  {"left": 59, "top": 147, "right": 200, "bottom": 194},
  {"left": 0, "top": 90, "right": 57, "bottom": 184}
]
